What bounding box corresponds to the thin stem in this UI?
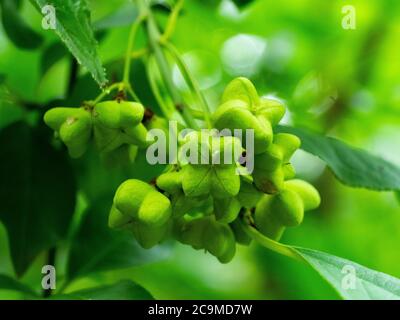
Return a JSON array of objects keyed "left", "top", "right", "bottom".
[
  {"left": 89, "top": 82, "right": 123, "bottom": 106},
  {"left": 240, "top": 217, "right": 305, "bottom": 263},
  {"left": 122, "top": 14, "right": 146, "bottom": 91},
  {"left": 140, "top": 0, "right": 199, "bottom": 129},
  {"left": 162, "top": 42, "right": 212, "bottom": 128},
  {"left": 131, "top": 47, "right": 149, "bottom": 59},
  {"left": 187, "top": 108, "right": 206, "bottom": 120},
  {"left": 160, "top": 0, "right": 184, "bottom": 44},
  {"left": 146, "top": 56, "right": 175, "bottom": 119}
]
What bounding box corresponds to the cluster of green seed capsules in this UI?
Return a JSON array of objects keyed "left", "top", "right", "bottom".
[
  {"left": 44, "top": 77, "right": 321, "bottom": 264},
  {"left": 43, "top": 99, "right": 150, "bottom": 161}
]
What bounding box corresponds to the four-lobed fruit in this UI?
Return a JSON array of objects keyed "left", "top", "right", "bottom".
[
  {"left": 178, "top": 216, "right": 236, "bottom": 263},
  {"left": 213, "top": 197, "right": 241, "bottom": 223},
  {"left": 45, "top": 77, "right": 320, "bottom": 264},
  {"left": 255, "top": 179, "right": 321, "bottom": 240},
  {"left": 253, "top": 133, "right": 301, "bottom": 194},
  {"left": 156, "top": 170, "right": 210, "bottom": 218},
  {"left": 92, "top": 100, "right": 148, "bottom": 152},
  {"left": 213, "top": 77, "right": 286, "bottom": 155},
  {"left": 179, "top": 132, "right": 242, "bottom": 199},
  {"left": 44, "top": 100, "right": 148, "bottom": 158},
  {"left": 109, "top": 179, "right": 172, "bottom": 248},
  {"left": 229, "top": 218, "right": 252, "bottom": 246},
  {"left": 44, "top": 107, "right": 92, "bottom": 158}
]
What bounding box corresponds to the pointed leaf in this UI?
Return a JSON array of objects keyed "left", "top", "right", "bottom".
[
  {"left": 243, "top": 223, "right": 400, "bottom": 300},
  {"left": 295, "top": 247, "right": 400, "bottom": 300},
  {"left": 31, "top": 0, "right": 108, "bottom": 87},
  {"left": 276, "top": 125, "right": 400, "bottom": 191}
]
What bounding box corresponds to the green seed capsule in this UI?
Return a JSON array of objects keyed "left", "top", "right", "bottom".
[
  {"left": 255, "top": 170, "right": 284, "bottom": 195},
  {"left": 118, "top": 101, "right": 145, "bottom": 128},
  {"left": 92, "top": 100, "right": 148, "bottom": 153},
  {"left": 203, "top": 219, "right": 236, "bottom": 263},
  {"left": 252, "top": 134, "right": 301, "bottom": 194},
  {"left": 92, "top": 124, "right": 123, "bottom": 153},
  {"left": 255, "top": 189, "right": 304, "bottom": 240},
  {"left": 170, "top": 193, "right": 196, "bottom": 218},
  {"left": 93, "top": 100, "right": 144, "bottom": 129},
  {"left": 230, "top": 218, "right": 252, "bottom": 246},
  {"left": 124, "top": 123, "right": 149, "bottom": 148},
  {"left": 156, "top": 171, "right": 183, "bottom": 195},
  {"left": 114, "top": 179, "right": 151, "bottom": 214},
  {"left": 255, "top": 195, "right": 285, "bottom": 240},
  {"left": 221, "top": 77, "right": 260, "bottom": 106},
  {"left": 211, "top": 135, "right": 243, "bottom": 164},
  {"left": 254, "top": 144, "right": 283, "bottom": 173},
  {"left": 113, "top": 179, "right": 171, "bottom": 227},
  {"left": 213, "top": 197, "right": 241, "bottom": 223},
  {"left": 237, "top": 180, "right": 263, "bottom": 209},
  {"left": 130, "top": 220, "right": 170, "bottom": 249},
  {"left": 212, "top": 100, "right": 272, "bottom": 154},
  {"left": 272, "top": 189, "right": 304, "bottom": 226},
  {"left": 138, "top": 191, "right": 172, "bottom": 227},
  {"left": 257, "top": 98, "right": 286, "bottom": 126},
  {"left": 58, "top": 110, "right": 92, "bottom": 158},
  {"left": 282, "top": 163, "right": 296, "bottom": 179},
  {"left": 44, "top": 107, "right": 92, "bottom": 158},
  {"left": 217, "top": 239, "right": 236, "bottom": 264},
  {"left": 273, "top": 133, "right": 301, "bottom": 163},
  {"left": 44, "top": 107, "right": 81, "bottom": 130},
  {"left": 253, "top": 167, "right": 285, "bottom": 194},
  {"left": 285, "top": 179, "right": 321, "bottom": 211},
  {"left": 108, "top": 205, "right": 132, "bottom": 230},
  {"left": 179, "top": 217, "right": 209, "bottom": 249}
]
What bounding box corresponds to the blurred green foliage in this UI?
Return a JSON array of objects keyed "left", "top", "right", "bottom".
[{"left": 0, "top": 0, "right": 399, "bottom": 299}]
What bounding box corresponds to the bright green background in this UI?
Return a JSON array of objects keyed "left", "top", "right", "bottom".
[{"left": 0, "top": 0, "right": 399, "bottom": 299}]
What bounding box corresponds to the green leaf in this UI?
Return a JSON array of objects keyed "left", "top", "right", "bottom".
[
  {"left": 242, "top": 223, "right": 400, "bottom": 300},
  {"left": 276, "top": 125, "right": 400, "bottom": 191},
  {"left": 0, "top": 274, "right": 38, "bottom": 297},
  {"left": 67, "top": 196, "right": 171, "bottom": 281},
  {"left": 295, "top": 247, "right": 400, "bottom": 300},
  {"left": 31, "top": 0, "right": 108, "bottom": 87},
  {"left": 0, "top": 0, "right": 43, "bottom": 50},
  {"left": 0, "top": 122, "right": 77, "bottom": 276},
  {"left": 53, "top": 280, "right": 153, "bottom": 300}
]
